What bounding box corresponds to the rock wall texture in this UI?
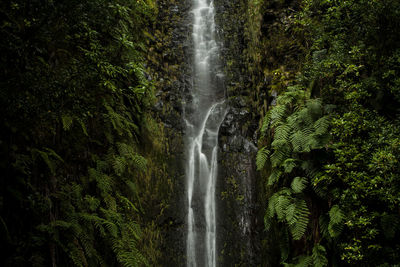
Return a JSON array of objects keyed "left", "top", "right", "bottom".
[{"left": 214, "top": 0, "right": 262, "bottom": 266}]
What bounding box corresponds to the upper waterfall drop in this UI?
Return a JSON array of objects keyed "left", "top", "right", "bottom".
[{"left": 186, "top": 0, "right": 226, "bottom": 266}]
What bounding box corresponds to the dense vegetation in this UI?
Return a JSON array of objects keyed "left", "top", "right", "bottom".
[
  {"left": 253, "top": 0, "right": 400, "bottom": 266},
  {"left": 0, "top": 0, "right": 166, "bottom": 266},
  {"left": 1, "top": 0, "right": 399, "bottom": 266}
]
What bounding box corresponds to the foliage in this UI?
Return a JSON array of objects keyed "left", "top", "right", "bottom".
[
  {"left": 0, "top": 0, "right": 162, "bottom": 266},
  {"left": 255, "top": 0, "right": 400, "bottom": 265}
]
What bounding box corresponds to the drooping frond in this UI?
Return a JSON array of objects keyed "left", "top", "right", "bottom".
[
  {"left": 283, "top": 158, "right": 297, "bottom": 173},
  {"left": 275, "top": 124, "right": 292, "bottom": 142},
  {"left": 268, "top": 169, "right": 282, "bottom": 186},
  {"left": 291, "top": 177, "right": 308, "bottom": 193},
  {"left": 314, "top": 116, "right": 330, "bottom": 135},
  {"left": 270, "top": 104, "right": 288, "bottom": 127},
  {"left": 328, "top": 205, "right": 345, "bottom": 238},
  {"left": 312, "top": 244, "right": 328, "bottom": 267},
  {"left": 294, "top": 255, "right": 313, "bottom": 267},
  {"left": 256, "top": 146, "right": 270, "bottom": 170},
  {"left": 261, "top": 110, "right": 272, "bottom": 134},
  {"left": 288, "top": 198, "right": 310, "bottom": 240}
]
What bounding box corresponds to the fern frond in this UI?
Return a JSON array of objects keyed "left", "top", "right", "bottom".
[
  {"left": 113, "top": 156, "right": 127, "bottom": 176},
  {"left": 280, "top": 228, "right": 290, "bottom": 262},
  {"left": 131, "top": 154, "right": 147, "bottom": 171},
  {"left": 118, "top": 195, "right": 139, "bottom": 212},
  {"left": 314, "top": 116, "right": 330, "bottom": 135},
  {"left": 270, "top": 149, "right": 289, "bottom": 167},
  {"left": 283, "top": 158, "right": 297, "bottom": 173},
  {"left": 294, "top": 255, "right": 313, "bottom": 267},
  {"left": 264, "top": 208, "right": 273, "bottom": 231},
  {"left": 270, "top": 105, "right": 288, "bottom": 127},
  {"left": 275, "top": 124, "right": 291, "bottom": 142},
  {"left": 329, "top": 205, "right": 345, "bottom": 225},
  {"left": 289, "top": 199, "right": 310, "bottom": 240},
  {"left": 256, "top": 147, "right": 270, "bottom": 170},
  {"left": 312, "top": 244, "right": 328, "bottom": 267},
  {"left": 319, "top": 214, "right": 330, "bottom": 239},
  {"left": 268, "top": 169, "right": 282, "bottom": 186},
  {"left": 261, "top": 111, "right": 271, "bottom": 134},
  {"left": 291, "top": 130, "right": 307, "bottom": 153},
  {"left": 291, "top": 177, "right": 308, "bottom": 193},
  {"left": 62, "top": 115, "right": 74, "bottom": 131},
  {"left": 328, "top": 205, "right": 345, "bottom": 237},
  {"left": 275, "top": 193, "right": 292, "bottom": 220},
  {"left": 103, "top": 219, "right": 118, "bottom": 238}
]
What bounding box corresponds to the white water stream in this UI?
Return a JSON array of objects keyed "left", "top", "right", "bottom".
[{"left": 186, "top": 0, "right": 225, "bottom": 266}]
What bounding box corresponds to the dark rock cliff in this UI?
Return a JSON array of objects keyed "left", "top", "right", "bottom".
[{"left": 214, "top": 0, "right": 262, "bottom": 266}]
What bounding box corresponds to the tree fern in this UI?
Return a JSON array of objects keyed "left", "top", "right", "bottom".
[{"left": 259, "top": 86, "right": 332, "bottom": 263}]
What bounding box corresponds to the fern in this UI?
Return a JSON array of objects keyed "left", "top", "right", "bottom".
[
  {"left": 294, "top": 255, "right": 313, "bottom": 267},
  {"left": 113, "top": 156, "right": 127, "bottom": 176},
  {"left": 62, "top": 115, "right": 74, "bottom": 131},
  {"left": 329, "top": 205, "right": 345, "bottom": 224},
  {"left": 283, "top": 158, "right": 297, "bottom": 173},
  {"left": 291, "top": 177, "right": 308, "bottom": 193},
  {"left": 314, "top": 116, "right": 330, "bottom": 135},
  {"left": 261, "top": 110, "right": 272, "bottom": 134},
  {"left": 268, "top": 169, "right": 282, "bottom": 185},
  {"left": 270, "top": 148, "right": 290, "bottom": 167},
  {"left": 118, "top": 195, "right": 139, "bottom": 212},
  {"left": 312, "top": 244, "right": 328, "bottom": 267},
  {"left": 328, "top": 205, "right": 345, "bottom": 238},
  {"left": 270, "top": 104, "right": 288, "bottom": 127},
  {"left": 289, "top": 199, "right": 310, "bottom": 240},
  {"left": 256, "top": 147, "right": 270, "bottom": 170},
  {"left": 275, "top": 124, "right": 291, "bottom": 142},
  {"left": 131, "top": 154, "right": 147, "bottom": 171},
  {"left": 31, "top": 148, "right": 63, "bottom": 175}
]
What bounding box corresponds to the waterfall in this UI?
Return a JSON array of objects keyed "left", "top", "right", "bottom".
[{"left": 186, "top": 0, "right": 226, "bottom": 266}]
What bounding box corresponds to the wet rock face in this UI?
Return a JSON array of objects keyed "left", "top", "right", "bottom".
[
  {"left": 150, "top": 0, "right": 193, "bottom": 266},
  {"left": 213, "top": 0, "right": 262, "bottom": 266}
]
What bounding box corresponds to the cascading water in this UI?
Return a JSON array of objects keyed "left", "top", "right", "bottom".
[{"left": 186, "top": 0, "right": 226, "bottom": 266}]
